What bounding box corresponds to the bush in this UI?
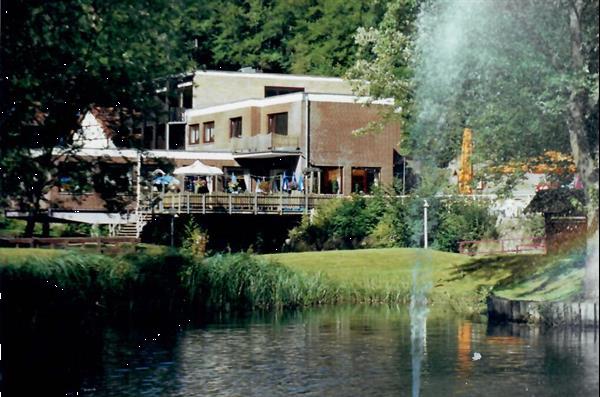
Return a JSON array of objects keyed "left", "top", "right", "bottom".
[
  {"left": 288, "top": 195, "right": 386, "bottom": 250},
  {"left": 432, "top": 200, "right": 498, "bottom": 252},
  {"left": 181, "top": 218, "right": 209, "bottom": 257},
  {"left": 289, "top": 188, "right": 415, "bottom": 251}
]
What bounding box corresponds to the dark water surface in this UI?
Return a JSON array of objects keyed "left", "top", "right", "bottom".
[{"left": 3, "top": 305, "right": 599, "bottom": 396}]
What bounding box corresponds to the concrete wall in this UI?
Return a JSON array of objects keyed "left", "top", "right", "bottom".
[
  {"left": 308, "top": 101, "right": 402, "bottom": 194},
  {"left": 186, "top": 100, "right": 303, "bottom": 152},
  {"left": 193, "top": 71, "right": 353, "bottom": 108},
  {"left": 488, "top": 295, "right": 598, "bottom": 327}
]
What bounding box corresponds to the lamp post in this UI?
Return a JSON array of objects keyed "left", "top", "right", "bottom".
[
  {"left": 170, "top": 208, "right": 179, "bottom": 247},
  {"left": 423, "top": 199, "right": 429, "bottom": 249}
]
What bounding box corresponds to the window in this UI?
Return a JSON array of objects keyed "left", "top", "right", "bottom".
[
  {"left": 320, "top": 167, "right": 343, "bottom": 194},
  {"left": 189, "top": 124, "right": 200, "bottom": 144},
  {"left": 268, "top": 112, "right": 288, "bottom": 135},
  {"left": 351, "top": 167, "right": 380, "bottom": 194},
  {"left": 203, "top": 121, "right": 215, "bottom": 143},
  {"left": 230, "top": 117, "right": 242, "bottom": 138},
  {"left": 169, "top": 124, "right": 185, "bottom": 150},
  {"left": 264, "top": 86, "right": 304, "bottom": 97}
]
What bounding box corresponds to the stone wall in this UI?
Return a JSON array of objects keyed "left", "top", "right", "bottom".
[{"left": 487, "top": 295, "right": 598, "bottom": 327}]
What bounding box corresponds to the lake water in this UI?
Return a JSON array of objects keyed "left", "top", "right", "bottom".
[{"left": 3, "top": 305, "right": 598, "bottom": 396}]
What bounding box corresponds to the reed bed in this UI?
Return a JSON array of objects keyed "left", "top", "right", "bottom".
[{"left": 0, "top": 250, "right": 416, "bottom": 325}]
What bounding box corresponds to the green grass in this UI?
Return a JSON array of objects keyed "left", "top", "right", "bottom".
[
  {"left": 265, "top": 248, "right": 585, "bottom": 313},
  {"left": 1, "top": 246, "right": 585, "bottom": 318},
  {"left": 491, "top": 253, "right": 584, "bottom": 302},
  {"left": 0, "top": 244, "right": 167, "bottom": 263},
  {"left": 0, "top": 217, "right": 70, "bottom": 237},
  {"left": 0, "top": 248, "right": 66, "bottom": 264}
]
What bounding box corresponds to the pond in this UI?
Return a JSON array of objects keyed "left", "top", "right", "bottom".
[{"left": 3, "top": 305, "right": 598, "bottom": 396}]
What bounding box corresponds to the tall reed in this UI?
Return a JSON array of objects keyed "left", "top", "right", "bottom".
[{"left": 1, "top": 250, "right": 414, "bottom": 324}]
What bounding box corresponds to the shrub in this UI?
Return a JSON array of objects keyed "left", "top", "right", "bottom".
[
  {"left": 288, "top": 188, "right": 414, "bottom": 251},
  {"left": 432, "top": 200, "right": 498, "bottom": 252},
  {"left": 181, "top": 218, "right": 209, "bottom": 257}
]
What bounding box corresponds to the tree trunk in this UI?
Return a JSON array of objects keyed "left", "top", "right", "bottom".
[
  {"left": 568, "top": 0, "right": 599, "bottom": 301},
  {"left": 42, "top": 219, "right": 50, "bottom": 237},
  {"left": 24, "top": 215, "right": 36, "bottom": 237}
]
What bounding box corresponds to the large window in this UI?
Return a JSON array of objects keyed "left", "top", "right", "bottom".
[
  {"left": 351, "top": 167, "right": 380, "bottom": 194},
  {"left": 189, "top": 124, "right": 200, "bottom": 144},
  {"left": 268, "top": 112, "right": 288, "bottom": 135},
  {"left": 320, "top": 167, "right": 343, "bottom": 194},
  {"left": 203, "top": 121, "right": 215, "bottom": 143},
  {"left": 230, "top": 117, "right": 242, "bottom": 138}
]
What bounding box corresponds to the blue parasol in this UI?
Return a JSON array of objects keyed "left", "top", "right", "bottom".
[{"left": 153, "top": 175, "right": 180, "bottom": 185}]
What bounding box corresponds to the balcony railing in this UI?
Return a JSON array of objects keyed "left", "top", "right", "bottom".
[
  {"left": 231, "top": 133, "right": 300, "bottom": 153},
  {"left": 168, "top": 107, "right": 186, "bottom": 122},
  {"left": 143, "top": 192, "right": 339, "bottom": 215}
]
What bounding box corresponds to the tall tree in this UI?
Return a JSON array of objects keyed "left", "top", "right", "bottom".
[
  {"left": 186, "top": 0, "right": 383, "bottom": 76},
  {"left": 289, "top": 0, "right": 385, "bottom": 76},
  {"left": 350, "top": 0, "right": 599, "bottom": 299},
  {"left": 0, "top": 0, "right": 193, "bottom": 235}
]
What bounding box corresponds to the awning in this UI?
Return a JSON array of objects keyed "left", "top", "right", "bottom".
[
  {"left": 233, "top": 151, "right": 301, "bottom": 160},
  {"left": 173, "top": 160, "right": 224, "bottom": 176}
]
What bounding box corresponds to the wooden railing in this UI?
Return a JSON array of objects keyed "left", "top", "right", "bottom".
[
  {"left": 142, "top": 192, "right": 340, "bottom": 215},
  {"left": 0, "top": 236, "right": 139, "bottom": 249},
  {"left": 458, "top": 237, "right": 547, "bottom": 256}
]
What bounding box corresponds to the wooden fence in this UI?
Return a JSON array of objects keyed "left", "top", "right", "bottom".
[
  {"left": 0, "top": 236, "right": 139, "bottom": 249},
  {"left": 459, "top": 237, "right": 547, "bottom": 256}
]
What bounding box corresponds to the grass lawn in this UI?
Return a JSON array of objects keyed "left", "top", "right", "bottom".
[
  {"left": 0, "top": 244, "right": 168, "bottom": 264},
  {"left": 1, "top": 246, "right": 584, "bottom": 314},
  {"left": 0, "top": 247, "right": 66, "bottom": 264},
  {"left": 491, "top": 254, "right": 584, "bottom": 302},
  {"left": 265, "top": 248, "right": 585, "bottom": 312}
]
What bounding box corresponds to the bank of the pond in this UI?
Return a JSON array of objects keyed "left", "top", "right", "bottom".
[
  {"left": 484, "top": 251, "right": 595, "bottom": 326},
  {"left": 266, "top": 248, "right": 586, "bottom": 315},
  {"left": 0, "top": 250, "right": 337, "bottom": 323},
  {"left": 0, "top": 247, "right": 586, "bottom": 326}
]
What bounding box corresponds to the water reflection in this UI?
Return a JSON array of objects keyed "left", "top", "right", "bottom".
[{"left": 2, "top": 305, "right": 598, "bottom": 397}]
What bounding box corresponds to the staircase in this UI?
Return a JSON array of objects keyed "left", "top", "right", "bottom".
[
  {"left": 114, "top": 211, "right": 153, "bottom": 238},
  {"left": 114, "top": 222, "right": 138, "bottom": 238}
]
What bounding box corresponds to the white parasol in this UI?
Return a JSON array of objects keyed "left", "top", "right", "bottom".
[{"left": 173, "top": 160, "right": 223, "bottom": 176}]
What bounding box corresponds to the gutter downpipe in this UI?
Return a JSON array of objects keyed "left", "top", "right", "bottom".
[{"left": 304, "top": 93, "right": 310, "bottom": 213}]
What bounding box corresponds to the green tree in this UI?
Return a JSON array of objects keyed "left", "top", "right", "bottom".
[
  {"left": 186, "top": 0, "right": 383, "bottom": 76},
  {"left": 0, "top": 0, "right": 193, "bottom": 235},
  {"left": 350, "top": 0, "right": 599, "bottom": 299},
  {"left": 289, "top": 0, "right": 384, "bottom": 76}
]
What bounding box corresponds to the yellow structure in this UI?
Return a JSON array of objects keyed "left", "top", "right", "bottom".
[
  {"left": 458, "top": 128, "right": 473, "bottom": 194},
  {"left": 490, "top": 151, "right": 576, "bottom": 175}
]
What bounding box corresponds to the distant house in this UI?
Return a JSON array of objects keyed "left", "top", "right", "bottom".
[
  {"left": 7, "top": 69, "right": 403, "bottom": 235},
  {"left": 526, "top": 187, "right": 586, "bottom": 253}
]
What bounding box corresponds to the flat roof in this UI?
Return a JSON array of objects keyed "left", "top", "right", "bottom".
[
  {"left": 33, "top": 148, "right": 236, "bottom": 161},
  {"left": 186, "top": 93, "right": 394, "bottom": 118},
  {"left": 194, "top": 69, "right": 346, "bottom": 83}
]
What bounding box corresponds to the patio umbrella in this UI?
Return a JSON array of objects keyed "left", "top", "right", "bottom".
[
  {"left": 297, "top": 174, "right": 304, "bottom": 191},
  {"left": 173, "top": 160, "right": 223, "bottom": 176},
  {"left": 153, "top": 175, "right": 180, "bottom": 185}
]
